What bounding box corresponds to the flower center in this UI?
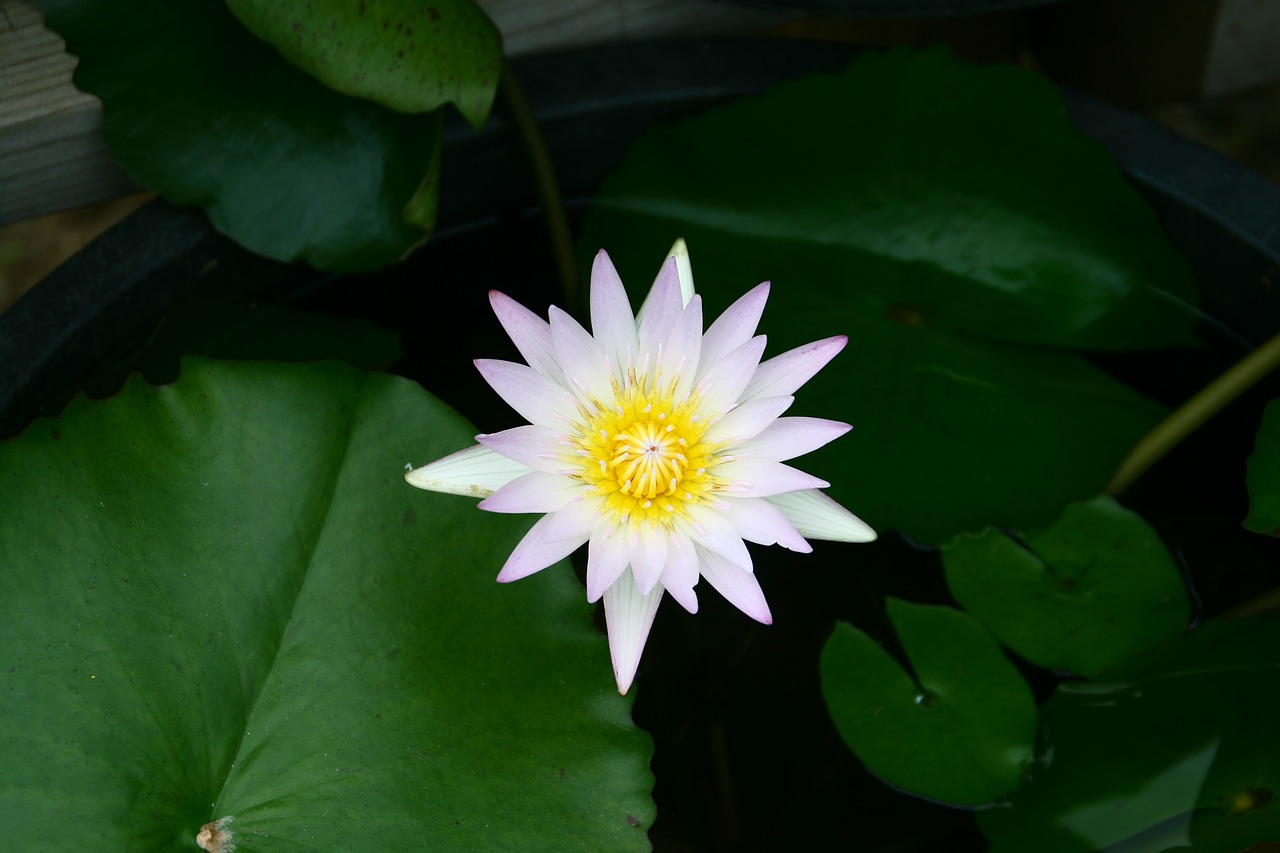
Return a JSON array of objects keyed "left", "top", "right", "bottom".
[{"left": 573, "top": 384, "right": 724, "bottom": 527}]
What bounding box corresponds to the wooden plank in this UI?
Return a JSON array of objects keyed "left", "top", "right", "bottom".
[{"left": 0, "top": 0, "right": 788, "bottom": 226}]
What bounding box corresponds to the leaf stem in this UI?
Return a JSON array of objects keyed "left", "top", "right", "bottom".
[
  {"left": 1106, "top": 330, "right": 1280, "bottom": 495},
  {"left": 498, "top": 59, "right": 579, "bottom": 311}
]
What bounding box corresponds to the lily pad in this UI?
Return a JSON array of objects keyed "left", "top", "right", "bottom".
[
  {"left": 943, "top": 496, "right": 1191, "bottom": 677},
  {"left": 580, "top": 49, "right": 1180, "bottom": 543},
  {"left": 39, "top": 0, "right": 445, "bottom": 271},
  {"left": 225, "top": 0, "right": 501, "bottom": 127},
  {"left": 1245, "top": 399, "right": 1280, "bottom": 536},
  {"left": 820, "top": 599, "right": 1037, "bottom": 806},
  {"left": 979, "top": 613, "right": 1280, "bottom": 853},
  {"left": 0, "top": 359, "right": 653, "bottom": 850}
]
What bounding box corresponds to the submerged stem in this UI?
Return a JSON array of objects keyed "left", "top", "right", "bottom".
[
  {"left": 498, "top": 59, "right": 580, "bottom": 312},
  {"left": 1106, "top": 330, "right": 1280, "bottom": 495}
]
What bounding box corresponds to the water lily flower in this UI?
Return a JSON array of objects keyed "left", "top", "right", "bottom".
[{"left": 406, "top": 240, "right": 875, "bottom": 693}]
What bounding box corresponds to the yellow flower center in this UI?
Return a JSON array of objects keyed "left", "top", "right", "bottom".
[{"left": 573, "top": 381, "right": 725, "bottom": 527}]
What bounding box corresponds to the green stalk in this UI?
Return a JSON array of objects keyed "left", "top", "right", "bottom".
[
  {"left": 1106, "top": 330, "right": 1280, "bottom": 495},
  {"left": 498, "top": 59, "right": 579, "bottom": 312}
]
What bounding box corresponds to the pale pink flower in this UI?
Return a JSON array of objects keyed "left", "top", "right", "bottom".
[{"left": 406, "top": 240, "right": 875, "bottom": 693}]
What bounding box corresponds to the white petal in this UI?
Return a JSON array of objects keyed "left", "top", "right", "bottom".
[
  {"left": 679, "top": 503, "right": 753, "bottom": 572},
  {"left": 543, "top": 495, "right": 606, "bottom": 542},
  {"left": 603, "top": 568, "right": 665, "bottom": 694},
  {"left": 589, "top": 250, "right": 639, "bottom": 377},
  {"left": 630, "top": 524, "right": 669, "bottom": 595},
  {"left": 716, "top": 458, "right": 829, "bottom": 497},
  {"left": 700, "top": 395, "right": 793, "bottom": 446},
  {"left": 495, "top": 513, "right": 589, "bottom": 583},
  {"left": 404, "top": 445, "right": 531, "bottom": 498},
  {"left": 636, "top": 257, "right": 684, "bottom": 370},
  {"left": 478, "top": 472, "right": 583, "bottom": 514},
  {"left": 586, "top": 524, "right": 631, "bottom": 603},
  {"left": 475, "top": 359, "right": 580, "bottom": 428},
  {"left": 476, "top": 425, "right": 568, "bottom": 473},
  {"left": 665, "top": 237, "right": 696, "bottom": 307},
  {"left": 550, "top": 306, "right": 614, "bottom": 405},
  {"left": 736, "top": 417, "right": 852, "bottom": 462},
  {"left": 698, "top": 282, "right": 770, "bottom": 382},
  {"left": 717, "top": 495, "right": 812, "bottom": 553},
  {"left": 742, "top": 335, "right": 847, "bottom": 401},
  {"left": 695, "top": 336, "right": 767, "bottom": 417},
  {"left": 489, "top": 291, "right": 562, "bottom": 380},
  {"left": 669, "top": 294, "right": 704, "bottom": 402},
  {"left": 698, "top": 547, "right": 772, "bottom": 624},
  {"left": 662, "top": 534, "right": 700, "bottom": 614},
  {"left": 765, "top": 489, "right": 877, "bottom": 543}
]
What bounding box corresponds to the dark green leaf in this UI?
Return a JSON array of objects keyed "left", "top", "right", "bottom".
[
  {"left": 979, "top": 614, "right": 1280, "bottom": 853},
  {"left": 582, "top": 48, "right": 1199, "bottom": 351},
  {"left": 580, "top": 49, "right": 1179, "bottom": 543},
  {"left": 38, "top": 0, "right": 443, "bottom": 271},
  {"left": 0, "top": 359, "right": 653, "bottom": 850},
  {"left": 1245, "top": 399, "right": 1280, "bottom": 536},
  {"left": 225, "top": 0, "right": 501, "bottom": 128},
  {"left": 944, "top": 496, "right": 1190, "bottom": 677},
  {"left": 820, "top": 599, "right": 1037, "bottom": 806}
]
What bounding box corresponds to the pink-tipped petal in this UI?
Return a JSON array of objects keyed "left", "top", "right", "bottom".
[
  {"left": 543, "top": 495, "right": 606, "bottom": 542},
  {"left": 496, "top": 514, "right": 590, "bottom": 583},
  {"left": 698, "top": 282, "right": 770, "bottom": 382},
  {"left": 698, "top": 547, "right": 773, "bottom": 624},
  {"left": 695, "top": 336, "right": 768, "bottom": 417},
  {"left": 586, "top": 524, "right": 631, "bottom": 603},
  {"left": 549, "top": 306, "right": 614, "bottom": 406},
  {"left": 736, "top": 417, "right": 852, "bottom": 462},
  {"left": 701, "top": 395, "right": 794, "bottom": 446},
  {"left": 680, "top": 504, "right": 753, "bottom": 572},
  {"left": 661, "top": 535, "right": 700, "bottom": 614},
  {"left": 636, "top": 257, "right": 684, "bottom": 361},
  {"left": 716, "top": 458, "right": 829, "bottom": 497},
  {"left": 478, "top": 472, "right": 583, "bottom": 514},
  {"left": 475, "top": 359, "right": 579, "bottom": 428},
  {"left": 669, "top": 294, "right": 704, "bottom": 401},
  {"left": 489, "top": 291, "right": 562, "bottom": 380},
  {"left": 717, "top": 496, "right": 813, "bottom": 552},
  {"left": 742, "top": 335, "right": 847, "bottom": 401},
  {"left": 630, "top": 525, "right": 669, "bottom": 595},
  {"left": 589, "top": 250, "right": 639, "bottom": 375},
  {"left": 603, "top": 569, "right": 665, "bottom": 694},
  {"left": 476, "top": 425, "right": 568, "bottom": 473},
  {"left": 765, "top": 490, "right": 877, "bottom": 543},
  {"left": 404, "top": 444, "right": 531, "bottom": 498}
]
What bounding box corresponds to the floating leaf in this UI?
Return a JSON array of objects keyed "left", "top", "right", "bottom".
[
  {"left": 944, "top": 496, "right": 1190, "bottom": 677},
  {"left": 39, "top": 0, "right": 444, "bottom": 271},
  {"left": 1245, "top": 399, "right": 1280, "bottom": 537},
  {"left": 820, "top": 599, "right": 1037, "bottom": 806},
  {"left": 979, "top": 613, "right": 1280, "bottom": 852},
  {"left": 0, "top": 359, "right": 653, "bottom": 850},
  {"left": 580, "top": 49, "right": 1180, "bottom": 543},
  {"left": 225, "top": 0, "right": 501, "bottom": 128}
]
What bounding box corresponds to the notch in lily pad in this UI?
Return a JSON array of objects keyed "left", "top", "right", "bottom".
[
  {"left": 943, "top": 496, "right": 1191, "bottom": 678},
  {"left": 820, "top": 599, "right": 1037, "bottom": 807}
]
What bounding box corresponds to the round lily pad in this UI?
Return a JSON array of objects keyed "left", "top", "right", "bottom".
[{"left": 820, "top": 598, "right": 1037, "bottom": 806}]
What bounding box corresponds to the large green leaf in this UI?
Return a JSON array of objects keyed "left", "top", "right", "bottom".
[
  {"left": 944, "top": 496, "right": 1191, "bottom": 677},
  {"left": 1245, "top": 399, "right": 1280, "bottom": 536},
  {"left": 0, "top": 359, "right": 653, "bottom": 851},
  {"left": 979, "top": 613, "right": 1280, "bottom": 852},
  {"left": 582, "top": 48, "right": 1199, "bottom": 352},
  {"left": 38, "top": 0, "right": 443, "bottom": 272},
  {"left": 820, "top": 599, "right": 1037, "bottom": 806},
  {"left": 580, "top": 50, "right": 1179, "bottom": 544},
  {"left": 225, "top": 0, "right": 501, "bottom": 128}
]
